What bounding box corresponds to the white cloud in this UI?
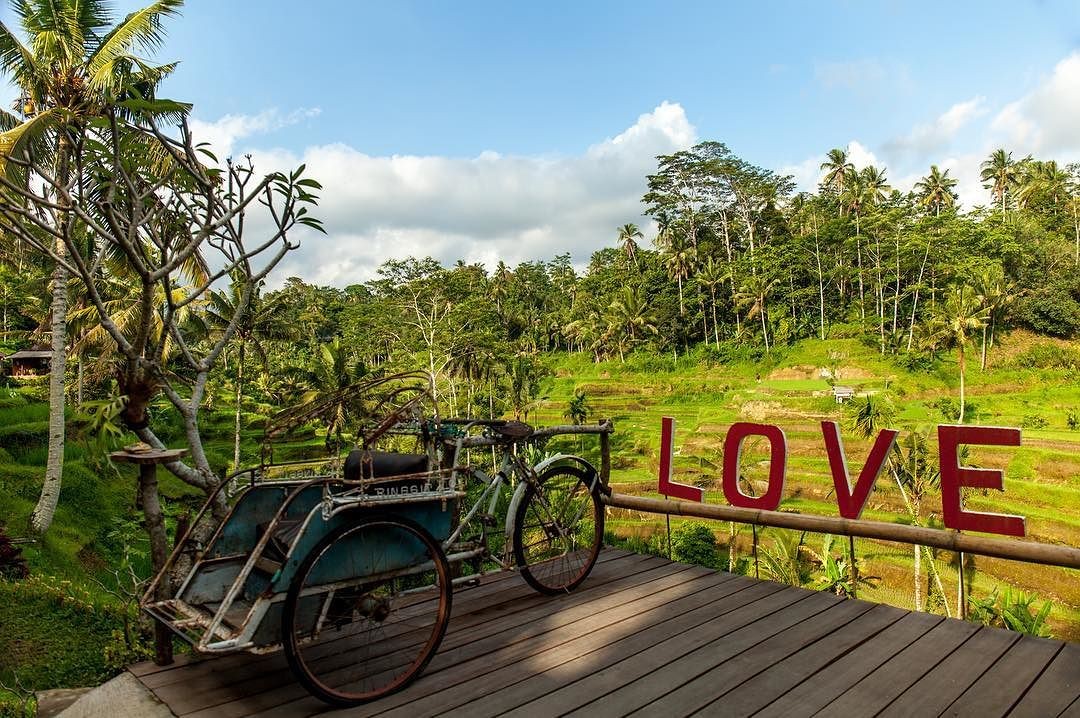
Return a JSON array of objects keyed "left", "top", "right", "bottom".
[
  {"left": 990, "top": 52, "right": 1080, "bottom": 156},
  {"left": 883, "top": 97, "right": 986, "bottom": 160},
  {"left": 188, "top": 107, "right": 321, "bottom": 158},
  {"left": 214, "top": 102, "right": 696, "bottom": 287},
  {"left": 780, "top": 140, "right": 881, "bottom": 194}
]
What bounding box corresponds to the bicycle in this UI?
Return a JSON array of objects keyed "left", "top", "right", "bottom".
[{"left": 142, "top": 409, "right": 614, "bottom": 708}]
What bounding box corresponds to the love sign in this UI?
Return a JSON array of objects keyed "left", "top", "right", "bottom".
[{"left": 658, "top": 418, "right": 1027, "bottom": 538}]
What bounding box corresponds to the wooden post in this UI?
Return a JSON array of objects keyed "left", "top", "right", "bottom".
[
  {"left": 848, "top": 535, "right": 859, "bottom": 599},
  {"left": 958, "top": 551, "right": 967, "bottom": 620},
  {"left": 111, "top": 447, "right": 188, "bottom": 666}
]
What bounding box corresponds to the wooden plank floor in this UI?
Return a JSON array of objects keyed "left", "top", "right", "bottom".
[{"left": 130, "top": 549, "right": 1079, "bottom": 717}]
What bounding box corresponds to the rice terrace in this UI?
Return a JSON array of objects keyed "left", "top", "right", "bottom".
[{"left": 1, "top": 0, "right": 1080, "bottom": 716}]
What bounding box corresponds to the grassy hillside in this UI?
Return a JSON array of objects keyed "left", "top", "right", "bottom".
[
  {"left": 533, "top": 330, "right": 1080, "bottom": 639},
  {"left": 2, "top": 329, "right": 1077, "bottom": 708}
]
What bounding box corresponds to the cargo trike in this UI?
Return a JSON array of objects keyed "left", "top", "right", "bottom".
[{"left": 141, "top": 413, "right": 613, "bottom": 707}]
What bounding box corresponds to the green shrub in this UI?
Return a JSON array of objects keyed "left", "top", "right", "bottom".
[
  {"left": 893, "top": 349, "right": 937, "bottom": 373},
  {"left": 1022, "top": 413, "right": 1048, "bottom": 429},
  {"left": 1067, "top": 410, "right": 1079, "bottom": 431},
  {"left": 0, "top": 526, "right": 28, "bottom": 580},
  {"left": 968, "top": 587, "right": 1053, "bottom": 637},
  {"left": 671, "top": 522, "right": 719, "bottom": 568},
  {"left": 1010, "top": 344, "right": 1080, "bottom": 371}
]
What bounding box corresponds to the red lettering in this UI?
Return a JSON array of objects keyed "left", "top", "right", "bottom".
[
  {"left": 723, "top": 422, "right": 787, "bottom": 510},
  {"left": 821, "top": 421, "right": 898, "bottom": 519},
  {"left": 938, "top": 425, "right": 1025, "bottom": 537},
  {"left": 657, "top": 416, "right": 703, "bottom": 502}
]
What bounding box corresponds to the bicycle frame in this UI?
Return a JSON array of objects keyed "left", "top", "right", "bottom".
[{"left": 441, "top": 422, "right": 603, "bottom": 579}]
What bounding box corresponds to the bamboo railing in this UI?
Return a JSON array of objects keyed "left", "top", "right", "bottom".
[{"left": 603, "top": 492, "right": 1080, "bottom": 570}]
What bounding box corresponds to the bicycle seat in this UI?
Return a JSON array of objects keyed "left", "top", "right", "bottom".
[
  {"left": 343, "top": 450, "right": 428, "bottom": 481},
  {"left": 489, "top": 421, "right": 533, "bottom": 441}
]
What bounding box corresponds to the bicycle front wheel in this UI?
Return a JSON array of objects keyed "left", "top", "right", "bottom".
[
  {"left": 282, "top": 514, "right": 451, "bottom": 707},
  {"left": 513, "top": 465, "right": 604, "bottom": 595}
]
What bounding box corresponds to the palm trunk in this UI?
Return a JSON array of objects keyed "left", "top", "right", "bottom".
[
  {"left": 728, "top": 521, "right": 737, "bottom": 572},
  {"left": 958, "top": 344, "right": 966, "bottom": 423},
  {"left": 980, "top": 324, "right": 988, "bottom": 371},
  {"left": 815, "top": 236, "right": 826, "bottom": 340},
  {"left": 856, "top": 215, "right": 865, "bottom": 320},
  {"left": 232, "top": 342, "right": 245, "bottom": 472},
  {"left": 914, "top": 540, "right": 922, "bottom": 611},
  {"left": 31, "top": 136, "right": 73, "bottom": 535},
  {"left": 760, "top": 303, "right": 770, "bottom": 354},
  {"left": 892, "top": 231, "right": 900, "bottom": 335},
  {"left": 1073, "top": 202, "right": 1078, "bottom": 266},
  {"left": 876, "top": 234, "right": 885, "bottom": 354},
  {"left": 710, "top": 287, "right": 719, "bottom": 349},
  {"left": 907, "top": 236, "right": 933, "bottom": 351},
  {"left": 31, "top": 260, "right": 69, "bottom": 534}
]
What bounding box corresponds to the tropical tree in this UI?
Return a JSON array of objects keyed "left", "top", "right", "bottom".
[
  {"left": 288, "top": 339, "right": 368, "bottom": 451},
  {"left": 616, "top": 223, "right": 643, "bottom": 271},
  {"left": 973, "top": 266, "right": 1015, "bottom": 370},
  {"left": 735, "top": 273, "right": 778, "bottom": 354},
  {"left": 661, "top": 234, "right": 697, "bottom": 315},
  {"left": 205, "top": 274, "right": 292, "bottom": 471},
  {"left": 820, "top": 148, "right": 854, "bottom": 197},
  {"left": 891, "top": 426, "right": 948, "bottom": 614},
  {"left": 697, "top": 256, "right": 725, "bottom": 348},
  {"left": 924, "top": 285, "right": 989, "bottom": 422},
  {"left": 1017, "top": 159, "right": 1070, "bottom": 215},
  {"left": 980, "top": 148, "right": 1018, "bottom": 218},
  {"left": 604, "top": 284, "right": 658, "bottom": 361},
  {"left": 914, "top": 165, "right": 959, "bottom": 216},
  {"left": 0, "top": 0, "right": 185, "bottom": 534},
  {"left": 845, "top": 398, "right": 948, "bottom": 613},
  {"left": 758, "top": 529, "right": 812, "bottom": 586}
]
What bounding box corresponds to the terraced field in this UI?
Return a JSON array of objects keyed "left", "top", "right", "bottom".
[{"left": 532, "top": 332, "right": 1080, "bottom": 639}]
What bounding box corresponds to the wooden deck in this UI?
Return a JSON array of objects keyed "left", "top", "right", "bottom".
[{"left": 129, "top": 549, "right": 1080, "bottom": 717}]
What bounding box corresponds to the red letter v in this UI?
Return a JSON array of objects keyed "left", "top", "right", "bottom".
[{"left": 821, "top": 421, "right": 898, "bottom": 519}]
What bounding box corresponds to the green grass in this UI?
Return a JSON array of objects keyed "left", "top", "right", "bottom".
[{"left": 538, "top": 330, "right": 1080, "bottom": 639}]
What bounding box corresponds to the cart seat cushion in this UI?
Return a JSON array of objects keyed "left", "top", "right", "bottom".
[{"left": 343, "top": 450, "right": 428, "bottom": 482}]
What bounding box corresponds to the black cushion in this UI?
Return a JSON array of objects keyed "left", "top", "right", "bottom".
[{"left": 343, "top": 450, "right": 428, "bottom": 482}]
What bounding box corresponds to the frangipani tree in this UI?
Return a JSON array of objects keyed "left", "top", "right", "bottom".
[
  {"left": 0, "top": 0, "right": 187, "bottom": 534},
  {"left": 0, "top": 110, "right": 323, "bottom": 500}
]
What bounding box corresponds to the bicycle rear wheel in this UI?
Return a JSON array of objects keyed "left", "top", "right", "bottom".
[
  {"left": 513, "top": 465, "right": 604, "bottom": 595},
  {"left": 282, "top": 514, "right": 451, "bottom": 707}
]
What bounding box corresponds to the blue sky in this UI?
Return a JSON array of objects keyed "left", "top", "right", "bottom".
[{"left": 4, "top": 1, "right": 1080, "bottom": 284}]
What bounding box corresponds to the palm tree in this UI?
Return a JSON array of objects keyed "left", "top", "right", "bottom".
[
  {"left": 662, "top": 235, "right": 697, "bottom": 315},
  {"left": 288, "top": 339, "right": 369, "bottom": 451},
  {"left": 914, "top": 165, "right": 959, "bottom": 216},
  {"left": 891, "top": 427, "right": 948, "bottom": 614},
  {"left": 616, "top": 223, "right": 643, "bottom": 271},
  {"left": 697, "top": 257, "right": 725, "bottom": 348},
  {"left": 820, "top": 148, "right": 854, "bottom": 197},
  {"left": 973, "top": 267, "right": 1015, "bottom": 370},
  {"left": 860, "top": 165, "right": 891, "bottom": 207},
  {"left": 1017, "top": 159, "right": 1070, "bottom": 215},
  {"left": 0, "top": 0, "right": 184, "bottom": 534},
  {"left": 924, "top": 285, "right": 988, "bottom": 423},
  {"left": 604, "top": 285, "right": 658, "bottom": 362},
  {"left": 490, "top": 260, "right": 511, "bottom": 317},
  {"left": 205, "top": 275, "right": 292, "bottom": 471},
  {"left": 735, "top": 274, "right": 778, "bottom": 354},
  {"left": 845, "top": 398, "right": 948, "bottom": 614},
  {"left": 980, "top": 148, "right": 1018, "bottom": 219}
]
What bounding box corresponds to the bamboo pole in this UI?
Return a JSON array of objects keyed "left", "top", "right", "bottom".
[{"left": 603, "top": 493, "right": 1080, "bottom": 570}]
